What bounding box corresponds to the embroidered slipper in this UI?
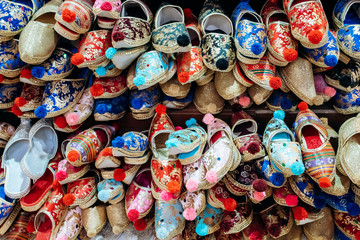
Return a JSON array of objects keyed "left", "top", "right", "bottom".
[
  {"left": 220, "top": 199, "right": 253, "bottom": 235},
  {"left": 325, "top": 61, "right": 360, "bottom": 92},
  {"left": 124, "top": 148, "right": 151, "bottom": 165},
  {"left": 97, "top": 179, "right": 124, "bottom": 203},
  {"left": 333, "top": 86, "right": 360, "bottom": 114},
  {"left": 248, "top": 184, "right": 273, "bottom": 204},
  {"left": 94, "top": 61, "right": 122, "bottom": 78},
  {"left": 160, "top": 75, "right": 191, "bottom": 99},
  {"left": 303, "top": 206, "right": 334, "bottom": 240},
  {"left": 292, "top": 200, "right": 326, "bottom": 225},
  {"left": 0, "top": 82, "right": 23, "bottom": 109},
  {"left": 152, "top": 4, "right": 191, "bottom": 53},
  {"left": 183, "top": 157, "right": 212, "bottom": 192},
  {"left": 256, "top": 156, "right": 286, "bottom": 188},
  {"left": 295, "top": 102, "right": 336, "bottom": 188},
  {"left": 247, "top": 84, "right": 272, "bottom": 105},
  {"left": 0, "top": 122, "right": 14, "bottom": 144},
  {"left": 55, "top": 206, "right": 82, "bottom": 240},
  {"left": 111, "top": 0, "right": 152, "bottom": 48},
  {"left": 95, "top": 147, "right": 121, "bottom": 169},
  {"left": 273, "top": 181, "right": 299, "bottom": 207},
  {"left": 94, "top": 93, "right": 129, "bottom": 121},
  {"left": 100, "top": 163, "right": 141, "bottom": 185},
  {"left": 196, "top": 68, "right": 214, "bottom": 86},
  {"left": 283, "top": 0, "right": 328, "bottom": 48},
  {"left": 231, "top": 109, "right": 265, "bottom": 162},
  {"left": 195, "top": 203, "right": 222, "bottom": 237},
  {"left": 0, "top": 202, "right": 21, "bottom": 235},
  {"left": 0, "top": 184, "right": 16, "bottom": 227},
  {"left": 179, "top": 190, "right": 206, "bottom": 221},
  {"left": 233, "top": 61, "right": 254, "bottom": 87},
  {"left": 4, "top": 211, "right": 33, "bottom": 240},
  {"left": 55, "top": 159, "right": 90, "bottom": 185},
  {"left": 232, "top": 0, "right": 267, "bottom": 64},
  {"left": 53, "top": 117, "right": 83, "bottom": 133},
  {"left": 199, "top": 0, "right": 236, "bottom": 72},
  {"left": 93, "top": 0, "right": 121, "bottom": 19},
  {"left": 12, "top": 84, "right": 44, "bottom": 115},
  {"left": 263, "top": 110, "right": 304, "bottom": 177},
  {"left": 326, "top": 189, "right": 360, "bottom": 217},
  {"left": 54, "top": 0, "right": 94, "bottom": 40},
  {"left": 0, "top": 40, "right": 27, "bottom": 78},
  {"left": 242, "top": 213, "right": 269, "bottom": 240},
  {"left": 214, "top": 71, "right": 247, "bottom": 100},
  {"left": 194, "top": 81, "right": 225, "bottom": 114},
  {"left": 265, "top": 89, "right": 299, "bottom": 112},
  {"left": 206, "top": 180, "right": 237, "bottom": 211},
  {"left": 106, "top": 201, "right": 130, "bottom": 235},
  {"left": 162, "top": 87, "right": 194, "bottom": 110},
  {"left": 334, "top": 209, "right": 360, "bottom": 240},
  {"left": 112, "top": 131, "right": 148, "bottom": 158},
  {"left": 129, "top": 85, "right": 161, "bottom": 120},
  {"left": 81, "top": 205, "right": 107, "bottom": 238}
]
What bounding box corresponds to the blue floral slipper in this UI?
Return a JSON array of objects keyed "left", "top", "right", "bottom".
[
  {"left": 0, "top": 184, "right": 16, "bottom": 227},
  {"left": 112, "top": 131, "right": 148, "bottom": 158},
  {"left": 263, "top": 110, "right": 304, "bottom": 177},
  {"left": 326, "top": 189, "right": 360, "bottom": 216},
  {"left": 0, "top": 82, "right": 23, "bottom": 109},
  {"left": 325, "top": 61, "right": 360, "bottom": 92},
  {"left": 333, "top": 87, "right": 360, "bottom": 114},
  {"left": 0, "top": 40, "right": 27, "bottom": 78},
  {"left": 129, "top": 85, "right": 161, "bottom": 120},
  {"left": 232, "top": 0, "right": 267, "bottom": 64},
  {"left": 94, "top": 92, "right": 129, "bottom": 121},
  {"left": 195, "top": 203, "right": 222, "bottom": 237},
  {"left": 152, "top": 4, "right": 191, "bottom": 53},
  {"left": 97, "top": 179, "right": 124, "bottom": 203},
  {"left": 265, "top": 89, "right": 298, "bottom": 112}
]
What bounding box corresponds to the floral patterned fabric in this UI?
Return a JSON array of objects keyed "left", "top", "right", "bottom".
[
  {"left": 0, "top": 83, "right": 22, "bottom": 108},
  {"left": 0, "top": 40, "right": 27, "bottom": 74},
  {"left": 56, "top": 206, "right": 82, "bottom": 240},
  {"left": 334, "top": 211, "right": 360, "bottom": 239},
  {"left": 94, "top": 92, "right": 129, "bottom": 115},
  {"left": 177, "top": 47, "right": 205, "bottom": 84},
  {"left": 129, "top": 86, "right": 161, "bottom": 112},
  {"left": 151, "top": 158, "right": 182, "bottom": 191},
  {"left": 126, "top": 180, "right": 154, "bottom": 217},
  {"left": 196, "top": 203, "right": 222, "bottom": 234},
  {"left": 67, "top": 177, "right": 96, "bottom": 204}
]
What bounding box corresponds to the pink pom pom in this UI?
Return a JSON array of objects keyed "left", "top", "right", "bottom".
[
  {"left": 56, "top": 236, "right": 68, "bottom": 240},
  {"left": 254, "top": 191, "right": 265, "bottom": 201},
  {"left": 183, "top": 208, "right": 197, "bottom": 221},
  {"left": 160, "top": 190, "right": 173, "bottom": 201},
  {"left": 186, "top": 179, "right": 198, "bottom": 192},
  {"left": 202, "top": 113, "right": 214, "bottom": 125},
  {"left": 285, "top": 194, "right": 298, "bottom": 206},
  {"left": 65, "top": 112, "right": 79, "bottom": 125},
  {"left": 175, "top": 126, "right": 183, "bottom": 131},
  {"left": 238, "top": 96, "right": 250, "bottom": 106},
  {"left": 324, "top": 86, "right": 336, "bottom": 97},
  {"left": 55, "top": 170, "right": 68, "bottom": 181},
  {"left": 206, "top": 171, "right": 217, "bottom": 183}
]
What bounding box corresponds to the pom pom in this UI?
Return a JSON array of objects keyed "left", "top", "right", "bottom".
[
  {"left": 177, "top": 34, "right": 190, "bottom": 47},
  {"left": 269, "top": 172, "right": 285, "bottom": 187},
  {"left": 178, "top": 72, "right": 190, "bottom": 83},
  {"left": 167, "top": 180, "right": 180, "bottom": 193},
  {"left": 96, "top": 66, "right": 107, "bottom": 76},
  {"left": 253, "top": 191, "right": 265, "bottom": 201},
  {"left": 71, "top": 53, "right": 85, "bottom": 66},
  {"left": 133, "top": 76, "right": 145, "bottom": 86},
  {"left": 285, "top": 194, "right": 298, "bottom": 206},
  {"left": 56, "top": 236, "right": 68, "bottom": 240},
  {"left": 269, "top": 77, "right": 282, "bottom": 89},
  {"left": 11, "top": 105, "right": 23, "bottom": 116},
  {"left": 134, "top": 219, "right": 147, "bottom": 231},
  {"left": 63, "top": 194, "right": 76, "bottom": 206},
  {"left": 273, "top": 110, "right": 285, "bottom": 120},
  {"left": 206, "top": 171, "right": 217, "bottom": 183},
  {"left": 31, "top": 66, "right": 45, "bottom": 79},
  {"left": 290, "top": 162, "right": 305, "bottom": 175},
  {"left": 324, "top": 86, "right": 336, "bottom": 97},
  {"left": 252, "top": 179, "right": 267, "bottom": 192},
  {"left": 251, "top": 43, "right": 263, "bottom": 55},
  {"left": 65, "top": 113, "right": 79, "bottom": 126},
  {"left": 90, "top": 84, "right": 105, "bottom": 97},
  {"left": 293, "top": 206, "right": 308, "bottom": 220},
  {"left": 185, "top": 118, "right": 197, "bottom": 127},
  {"left": 280, "top": 98, "right": 293, "bottom": 110},
  {"left": 20, "top": 69, "right": 32, "bottom": 79},
  {"left": 223, "top": 198, "right": 237, "bottom": 212},
  {"left": 202, "top": 113, "right": 214, "bottom": 125},
  {"left": 160, "top": 191, "right": 173, "bottom": 201},
  {"left": 156, "top": 104, "right": 167, "bottom": 114},
  {"left": 283, "top": 48, "right": 298, "bottom": 62},
  {"left": 308, "top": 30, "right": 323, "bottom": 44},
  {"left": 313, "top": 192, "right": 327, "bottom": 209},
  {"left": 14, "top": 97, "right": 26, "bottom": 107},
  {"left": 67, "top": 150, "right": 80, "bottom": 162},
  {"left": 186, "top": 179, "right": 198, "bottom": 192},
  {"left": 96, "top": 103, "right": 107, "bottom": 114},
  {"left": 100, "top": 1, "right": 112, "bottom": 11},
  {"left": 347, "top": 202, "right": 360, "bottom": 216},
  {"left": 102, "top": 147, "right": 113, "bottom": 156},
  {"left": 175, "top": 126, "right": 183, "bottom": 131},
  {"left": 250, "top": 231, "right": 263, "bottom": 240},
  {"left": 324, "top": 55, "right": 338, "bottom": 67},
  {"left": 183, "top": 208, "right": 197, "bottom": 221},
  {"left": 183, "top": 8, "right": 193, "bottom": 20},
  {"left": 113, "top": 32, "right": 126, "bottom": 41},
  {"left": 0, "top": 74, "right": 3, "bottom": 83},
  {"left": 195, "top": 223, "right": 209, "bottom": 236},
  {"left": 319, "top": 177, "right": 331, "bottom": 188},
  {"left": 55, "top": 170, "right": 68, "bottom": 182},
  {"left": 238, "top": 96, "right": 251, "bottom": 106},
  {"left": 114, "top": 168, "right": 126, "bottom": 182},
  {"left": 54, "top": 116, "right": 67, "bottom": 129},
  {"left": 98, "top": 190, "right": 110, "bottom": 202},
  {"left": 112, "top": 136, "right": 125, "bottom": 148},
  {"left": 34, "top": 105, "right": 47, "bottom": 118},
  {"left": 131, "top": 98, "right": 143, "bottom": 110},
  {"left": 268, "top": 224, "right": 281, "bottom": 237},
  {"left": 128, "top": 209, "right": 140, "bottom": 221},
  {"left": 26, "top": 220, "right": 35, "bottom": 233},
  {"left": 62, "top": 9, "right": 76, "bottom": 22},
  {"left": 105, "top": 47, "right": 117, "bottom": 59},
  {"left": 298, "top": 101, "right": 308, "bottom": 111},
  {"left": 216, "top": 58, "right": 229, "bottom": 71}
]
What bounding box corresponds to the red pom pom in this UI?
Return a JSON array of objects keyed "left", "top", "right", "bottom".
[
  {"left": 71, "top": 53, "right": 85, "bottom": 66},
  {"left": 62, "top": 9, "right": 76, "bottom": 22},
  {"left": 283, "top": 48, "right": 298, "bottom": 62},
  {"left": 285, "top": 194, "right": 298, "bottom": 206},
  {"left": 0, "top": 74, "right": 3, "bottom": 83},
  {"left": 319, "top": 177, "right": 332, "bottom": 188},
  {"left": 298, "top": 101, "right": 308, "bottom": 111},
  {"left": 308, "top": 30, "right": 323, "bottom": 44},
  {"left": 183, "top": 8, "right": 193, "bottom": 19},
  {"left": 134, "top": 219, "right": 147, "bottom": 231},
  {"left": 20, "top": 69, "right": 32, "bottom": 79},
  {"left": 156, "top": 104, "right": 167, "bottom": 114},
  {"left": 293, "top": 206, "right": 308, "bottom": 220},
  {"left": 102, "top": 147, "right": 113, "bottom": 157},
  {"left": 54, "top": 115, "right": 67, "bottom": 129},
  {"left": 67, "top": 150, "right": 80, "bottom": 162},
  {"left": 63, "top": 194, "right": 76, "bottom": 206},
  {"left": 355, "top": 231, "right": 360, "bottom": 240},
  {"left": 250, "top": 231, "right": 263, "bottom": 240},
  {"left": 269, "top": 77, "right": 282, "bottom": 89},
  {"left": 90, "top": 84, "right": 105, "bottom": 97},
  {"left": 52, "top": 179, "right": 61, "bottom": 190},
  {"left": 14, "top": 97, "right": 27, "bottom": 107},
  {"left": 128, "top": 209, "right": 140, "bottom": 221},
  {"left": 11, "top": 105, "right": 24, "bottom": 116},
  {"left": 223, "top": 198, "right": 237, "bottom": 212},
  {"left": 168, "top": 180, "right": 180, "bottom": 193},
  {"left": 175, "top": 126, "right": 183, "bottom": 131},
  {"left": 100, "top": 1, "right": 112, "bottom": 11},
  {"left": 114, "top": 168, "right": 126, "bottom": 182},
  {"left": 26, "top": 220, "right": 35, "bottom": 233},
  {"left": 178, "top": 72, "right": 190, "bottom": 83},
  {"left": 252, "top": 179, "right": 267, "bottom": 192}
]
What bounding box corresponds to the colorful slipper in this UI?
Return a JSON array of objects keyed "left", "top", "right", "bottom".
[
  {"left": 0, "top": 184, "right": 16, "bottom": 227},
  {"left": 273, "top": 181, "right": 299, "bottom": 207},
  {"left": 106, "top": 201, "right": 130, "bottom": 235},
  {"left": 4, "top": 211, "right": 33, "bottom": 240},
  {"left": 0, "top": 40, "right": 27, "bottom": 78},
  {"left": 195, "top": 203, "right": 222, "bottom": 237},
  {"left": 325, "top": 61, "right": 360, "bottom": 92},
  {"left": 94, "top": 92, "right": 129, "bottom": 121},
  {"left": 55, "top": 206, "right": 82, "bottom": 240},
  {"left": 194, "top": 81, "right": 225, "bottom": 114},
  {"left": 220, "top": 200, "right": 253, "bottom": 234},
  {"left": 95, "top": 147, "right": 121, "bottom": 169},
  {"left": 333, "top": 86, "right": 360, "bottom": 115},
  {"left": 81, "top": 205, "right": 107, "bottom": 238},
  {"left": 183, "top": 156, "right": 212, "bottom": 192},
  {"left": 94, "top": 61, "right": 122, "bottom": 78},
  {"left": 12, "top": 84, "right": 44, "bottom": 114},
  {"left": 93, "top": 0, "right": 121, "bottom": 19},
  {"left": 162, "top": 87, "right": 194, "bottom": 110},
  {"left": 97, "top": 179, "right": 124, "bottom": 203},
  {"left": 112, "top": 131, "right": 148, "bottom": 158},
  {"left": 55, "top": 158, "right": 90, "bottom": 185},
  {"left": 19, "top": 68, "right": 47, "bottom": 86},
  {"left": 129, "top": 85, "right": 161, "bottom": 120},
  {"left": 100, "top": 163, "right": 141, "bottom": 185},
  {"left": 179, "top": 190, "right": 206, "bottom": 221},
  {"left": 0, "top": 122, "right": 14, "bottom": 144},
  {"left": 325, "top": 189, "right": 360, "bottom": 216},
  {"left": 314, "top": 73, "right": 336, "bottom": 103},
  {"left": 334, "top": 209, "right": 360, "bottom": 240},
  {"left": 214, "top": 70, "right": 247, "bottom": 100},
  {"left": 0, "top": 82, "right": 23, "bottom": 109}
]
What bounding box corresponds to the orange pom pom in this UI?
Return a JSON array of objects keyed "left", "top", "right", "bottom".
[
  {"left": 0, "top": 74, "right": 3, "bottom": 83},
  {"left": 114, "top": 168, "right": 126, "bottom": 182},
  {"left": 62, "top": 9, "right": 76, "bottom": 22},
  {"left": 178, "top": 72, "right": 190, "bottom": 83},
  {"left": 134, "top": 219, "right": 147, "bottom": 231},
  {"left": 63, "top": 194, "right": 76, "bottom": 206},
  {"left": 167, "top": 180, "right": 180, "bottom": 193},
  {"left": 293, "top": 206, "right": 308, "bottom": 220},
  {"left": 283, "top": 48, "right": 298, "bottom": 62},
  {"left": 156, "top": 104, "right": 167, "bottom": 114},
  {"left": 11, "top": 105, "right": 24, "bottom": 116},
  {"left": 54, "top": 115, "right": 67, "bottom": 129},
  {"left": 308, "top": 30, "right": 323, "bottom": 44},
  {"left": 14, "top": 97, "right": 27, "bottom": 107},
  {"left": 67, "top": 150, "right": 80, "bottom": 162},
  {"left": 319, "top": 177, "right": 332, "bottom": 188},
  {"left": 52, "top": 179, "right": 61, "bottom": 190},
  {"left": 223, "top": 198, "right": 237, "bottom": 212},
  {"left": 269, "top": 77, "right": 282, "bottom": 89},
  {"left": 90, "top": 84, "right": 105, "bottom": 97},
  {"left": 71, "top": 53, "right": 85, "bottom": 66},
  {"left": 20, "top": 69, "right": 32, "bottom": 79},
  {"left": 102, "top": 147, "right": 113, "bottom": 157},
  {"left": 298, "top": 101, "right": 308, "bottom": 111}
]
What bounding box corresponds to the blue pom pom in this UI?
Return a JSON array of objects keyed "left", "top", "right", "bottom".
[
  {"left": 195, "top": 223, "right": 209, "bottom": 236},
  {"left": 314, "top": 192, "right": 327, "bottom": 209},
  {"left": 112, "top": 136, "right": 125, "bottom": 148},
  {"left": 133, "top": 76, "right": 145, "bottom": 86},
  {"left": 96, "top": 103, "right": 107, "bottom": 114},
  {"left": 251, "top": 43, "right": 263, "bottom": 55},
  {"left": 185, "top": 118, "right": 197, "bottom": 127},
  {"left": 34, "top": 105, "right": 47, "bottom": 118},
  {"left": 31, "top": 66, "right": 46, "bottom": 79},
  {"left": 355, "top": 98, "right": 360, "bottom": 106},
  {"left": 290, "top": 162, "right": 305, "bottom": 175},
  {"left": 156, "top": 227, "right": 169, "bottom": 239},
  {"left": 98, "top": 190, "right": 110, "bottom": 202},
  {"left": 269, "top": 172, "right": 285, "bottom": 187},
  {"left": 131, "top": 98, "right": 143, "bottom": 110},
  {"left": 280, "top": 98, "right": 293, "bottom": 110},
  {"left": 96, "top": 66, "right": 107, "bottom": 76},
  {"left": 105, "top": 47, "right": 117, "bottom": 59},
  {"left": 347, "top": 203, "right": 360, "bottom": 216},
  {"left": 324, "top": 55, "right": 338, "bottom": 67},
  {"left": 273, "top": 110, "right": 285, "bottom": 120}
]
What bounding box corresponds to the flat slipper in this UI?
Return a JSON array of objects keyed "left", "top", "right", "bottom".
[
  {"left": 106, "top": 201, "right": 130, "bottom": 235},
  {"left": 81, "top": 205, "right": 107, "bottom": 238},
  {"left": 94, "top": 93, "right": 129, "bottom": 121},
  {"left": 112, "top": 131, "right": 149, "bottom": 158},
  {"left": 55, "top": 158, "right": 90, "bottom": 185}
]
